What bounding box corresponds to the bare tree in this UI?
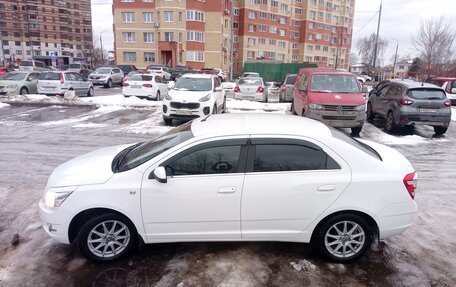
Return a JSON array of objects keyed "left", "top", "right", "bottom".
[
  {"left": 356, "top": 32, "right": 389, "bottom": 68},
  {"left": 412, "top": 18, "right": 455, "bottom": 77},
  {"left": 81, "top": 37, "right": 108, "bottom": 67},
  {"left": 349, "top": 53, "right": 358, "bottom": 66}
]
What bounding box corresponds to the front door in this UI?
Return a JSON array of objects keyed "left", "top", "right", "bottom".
[
  {"left": 241, "top": 137, "right": 351, "bottom": 239},
  {"left": 140, "top": 139, "right": 247, "bottom": 242}
]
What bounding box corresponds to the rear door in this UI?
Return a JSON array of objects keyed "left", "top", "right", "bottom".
[
  {"left": 241, "top": 137, "right": 351, "bottom": 239},
  {"left": 112, "top": 68, "right": 123, "bottom": 84},
  {"left": 371, "top": 85, "right": 390, "bottom": 118}
]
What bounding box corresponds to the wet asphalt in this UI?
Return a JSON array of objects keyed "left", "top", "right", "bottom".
[{"left": 0, "top": 103, "right": 455, "bottom": 287}]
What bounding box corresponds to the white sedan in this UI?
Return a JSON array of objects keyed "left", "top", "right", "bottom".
[
  {"left": 122, "top": 74, "right": 168, "bottom": 100},
  {"left": 39, "top": 114, "right": 417, "bottom": 263}
]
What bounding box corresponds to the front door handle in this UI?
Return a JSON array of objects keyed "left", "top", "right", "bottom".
[
  {"left": 317, "top": 185, "right": 336, "bottom": 192},
  {"left": 218, "top": 187, "right": 236, "bottom": 194}
]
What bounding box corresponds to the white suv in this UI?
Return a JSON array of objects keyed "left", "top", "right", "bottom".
[{"left": 162, "top": 74, "right": 226, "bottom": 125}]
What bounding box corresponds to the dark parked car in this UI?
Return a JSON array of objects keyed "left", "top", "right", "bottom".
[
  {"left": 170, "top": 65, "right": 192, "bottom": 81},
  {"left": 367, "top": 79, "right": 452, "bottom": 134},
  {"left": 117, "top": 65, "right": 138, "bottom": 76},
  {"left": 279, "top": 74, "right": 297, "bottom": 102}
]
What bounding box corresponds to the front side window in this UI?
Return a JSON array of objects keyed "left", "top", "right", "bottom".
[
  {"left": 253, "top": 143, "right": 340, "bottom": 172},
  {"left": 165, "top": 145, "right": 242, "bottom": 176}
]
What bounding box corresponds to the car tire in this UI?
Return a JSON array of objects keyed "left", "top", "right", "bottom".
[
  {"left": 156, "top": 91, "right": 161, "bottom": 101},
  {"left": 433, "top": 126, "right": 448, "bottom": 135},
  {"left": 366, "top": 102, "right": 375, "bottom": 121},
  {"left": 279, "top": 93, "right": 284, "bottom": 103},
  {"left": 20, "top": 87, "right": 28, "bottom": 95},
  {"left": 351, "top": 126, "right": 363, "bottom": 135},
  {"left": 163, "top": 117, "right": 172, "bottom": 125},
  {"left": 105, "top": 79, "right": 113, "bottom": 88},
  {"left": 314, "top": 213, "right": 372, "bottom": 263},
  {"left": 213, "top": 104, "right": 218, "bottom": 114},
  {"left": 264, "top": 95, "right": 268, "bottom": 103},
  {"left": 87, "top": 87, "right": 94, "bottom": 97},
  {"left": 386, "top": 111, "right": 396, "bottom": 133},
  {"left": 78, "top": 213, "right": 137, "bottom": 263},
  {"left": 222, "top": 97, "right": 227, "bottom": 113},
  {"left": 291, "top": 99, "right": 297, "bottom": 115}
]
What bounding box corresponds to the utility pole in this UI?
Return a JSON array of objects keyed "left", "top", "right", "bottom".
[
  {"left": 372, "top": 0, "right": 383, "bottom": 78},
  {"left": 229, "top": 0, "right": 235, "bottom": 81},
  {"left": 392, "top": 38, "right": 399, "bottom": 77},
  {"left": 100, "top": 34, "right": 104, "bottom": 65}
]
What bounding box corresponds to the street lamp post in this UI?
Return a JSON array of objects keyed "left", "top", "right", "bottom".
[
  {"left": 391, "top": 38, "right": 399, "bottom": 78},
  {"left": 99, "top": 30, "right": 109, "bottom": 66}
]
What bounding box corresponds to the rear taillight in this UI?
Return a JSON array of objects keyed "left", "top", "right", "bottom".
[
  {"left": 257, "top": 86, "right": 264, "bottom": 93},
  {"left": 143, "top": 83, "right": 153, "bottom": 88},
  {"left": 281, "top": 84, "right": 286, "bottom": 92},
  {"left": 234, "top": 86, "right": 240, "bottom": 93},
  {"left": 123, "top": 83, "right": 129, "bottom": 87},
  {"left": 403, "top": 172, "right": 417, "bottom": 199},
  {"left": 59, "top": 72, "right": 64, "bottom": 84},
  {"left": 400, "top": 98, "right": 414, "bottom": 105},
  {"left": 444, "top": 100, "right": 451, "bottom": 107}
]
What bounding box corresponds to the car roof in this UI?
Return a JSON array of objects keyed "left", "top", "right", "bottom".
[
  {"left": 389, "top": 79, "right": 443, "bottom": 89},
  {"left": 299, "top": 68, "right": 353, "bottom": 76},
  {"left": 181, "top": 73, "right": 214, "bottom": 79},
  {"left": 191, "top": 113, "right": 332, "bottom": 138}
]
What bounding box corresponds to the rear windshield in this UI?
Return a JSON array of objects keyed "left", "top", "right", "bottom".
[
  {"left": 331, "top": 128, "right": 382, "bottom": 161},
  {"left": 243, "top": 73, "right": 259, "bottom": 77},
  {"left": 129, "top": 74, "right": 152, "bottom": 81},
  {"left": 286, "top": 75, "right": 297, "bottom": 85},
  {"left": 408, "top": 88, "right": 446, "bottom": 100},
  {"left": 69, "top": 64, "right": 81, "bottom": 69},
  {"left": 20, "top": 61, "right": 33, "bottom": 67},
  {"left": 39, "top": 72, "right": 60, "bottom": 80},
  {"left": 3, "top": 73, "right": 27, "bottom": 81},
  {"left": 174, "top": 77, "right": 212, "bottom": 91},
  {"left": 311, "top": 74, "right": 360, "bottom": 93},
  {"left": 238, "top": 78, "right": 262, "bottom": 85},
  {"left": 118, "top": 65, "right": 134, "bottom": 73}
]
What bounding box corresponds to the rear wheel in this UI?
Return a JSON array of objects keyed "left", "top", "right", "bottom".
[
  {"left": 315, "top": 213, "right": 372, "bottom": 263},
  {"left": 163, "top": 117, "right": 172, "bottom": 125},
  {"left": 264, "top": 94, "right": 268, "bottom": 103},
  {"left": 434, "top": 126, "right": 448, "bottom": 135},
  {"left": 291, "top": 99, "right": 297, "bottom": 115},
  {"left": 156, "top": 91, "right": 161, "bottom": 101},
  {"left": 386, "top": 111, "right": 396, "bottom": 133},
  {"left": 222, "top": 97, "right": 227, "bottom": 113},
  {"left": 366, "top": 102, "right": 375, "bottom": 121},
  {"left": 78, "top": 213, "right": 137, "bottom": 262},
  {"left": 20, "top": 87, "right": 28, "bottom": 95},
  {"left": 87, "top": 87, "right": 94, "bottom": 97},
  {"left": 105, "top": 79, "right": 113, "bottom": 88}
]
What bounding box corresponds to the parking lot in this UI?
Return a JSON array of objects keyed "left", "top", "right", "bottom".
[{"left": 0, "top": 100, "right": 455, "bottom": 286}]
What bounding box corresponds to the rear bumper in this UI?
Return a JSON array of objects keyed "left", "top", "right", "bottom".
[
  {"left": 234, "top": 92, "right": 265, "bottom": 102},
  {"left": 305, "top": 109, "right": 366, "bottom": 128},
  {"left": 374, "top": 201, "right": 417, "bottom": 239},
  {"left": 399, "top": 114, "right": 451, "bottom": 127}
]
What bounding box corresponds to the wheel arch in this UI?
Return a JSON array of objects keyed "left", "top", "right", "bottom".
[
  {"left": 68, "top": 207, "right": 140, "bottom": 243},
  {"left": 310, "top": 210, "right": 379, "bottom": 244}
]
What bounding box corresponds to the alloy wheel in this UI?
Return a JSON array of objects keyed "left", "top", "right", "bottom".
[
  {"left": 87, "top": 220, "right": 130, "bottom": 258},
  {"left": 324, "top": 220, "right": 365, "bottom": 259}
]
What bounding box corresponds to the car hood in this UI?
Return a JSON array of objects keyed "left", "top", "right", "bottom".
[
  {"left": 308, "top": 92, "right": 366, "bottom": 105},
  {"left": 0, "top": 80, "right": 23, "bottom": 85},
  {"left": 46, "top": 144, "right": 132, "bottom": 188},
  {"left": 169, "top": 89, "right": 212, "bottom": 102}
]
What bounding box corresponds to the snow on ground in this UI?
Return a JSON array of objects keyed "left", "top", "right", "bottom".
[
  {"left": 0, "top": 102, "right": 10, "bottom": 108},
  {"left": 40, "top": 105, "right": 124, "bottom": 126},
  {"left": 226, "top": 99, "right": 291, "bottom": 114},
  {"left": 365, "top": 123, "right": 448, "bottom": 146},
  {"left": 79, "top": 94, "right": 162, "bottom": 108},
  {"left": 452, "top": 107, "right": 456, "bottom": 121}
]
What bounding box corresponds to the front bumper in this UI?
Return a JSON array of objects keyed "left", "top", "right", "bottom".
[
  {"left": 39, "top": 200, "right": 71, "bottom": 244},
  {"left": 305, "top": 109, "right": 366, "bottom": 128},
  {"left": 162, "top": 100, "right": 212, "bottom": 120}
]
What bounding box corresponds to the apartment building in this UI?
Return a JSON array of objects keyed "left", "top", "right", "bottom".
[
  {"left": 113, "top": 0, "right": 354, "bottom": 72},
  {"left": 0, "top": 0, "right": 93, "bottom": 67}
]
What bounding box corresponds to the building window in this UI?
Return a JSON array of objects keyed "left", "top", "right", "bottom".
[
  {"left": 248, "top": 24, "right": 256, "bottom": 32},
  {"left": 278, "top": 41, "right": 286, "bottom": 48},
  {"left": 143, "top": 12, "right": 154, "bottom": 23},
  {"left": 295, "top": 8, "right": 302, "bottom": 14},
  {"left": 307, "top": 45, "right": 313, "bottom": 51},
  {"left": 292, "top": 43, "right": 299, "bottom": 49},
  {"left": 292, "top": 55, "right": 299, "bottom": 61},
  {"left": 269, "top": 39, "right": 276, "bottom": 46},
  {"left": 258, "top": 38, "right": 266, "bottom": 44},
  {"left": 233, "top": 22, "right": 239, "bottom": 29},
  {"left": 259, "top": 25, "right": 267, "bottom": 32},
  {"left": 164, "top": 32, "right": 174, "bottom": 41},
  {"left": 186, "top": 51, "right": 204, "bottom": 62},
  {"left": 247, "top": 38, "right": 256, "bottom": 45},
  {"left": 143, "top": 32, "right": 154, "bottom": 43},
  {"left": 248, "top": 11, "right": 256, "bottom": 19},
  {"left": 247, "top": 51, "right": 255, "bottom": 59},
  {"left": 186, "top": 10, "right": 205, "bottom": 22},
  {"left": 144, "top": 52, "right": 155, "bottom": 62},
  {"left": 186, "top": 31, "right": 204, "bottom": 42},
  {"left": 164, "top": 11, "right": 173, "bottom": 22},
  {"left": 234, "top": 8, "right": 239, "bottom": 16},
  {"left": 124, "top": 52, "right": 136, "bottom": 62},
  {"left": 259, "top": 12, "right": 267, "bottom": 19},
  {"left": 277, "top": 54, "right": 285, "bottom": 61},
  {"left": 122, "top": 32, "right": 136, "bottom": 43},
  {"left": 122, "top": 12, "right": 135, "bottom": 23}
]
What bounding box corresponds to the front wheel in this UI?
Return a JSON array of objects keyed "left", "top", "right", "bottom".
[
  {"left": 105, "top": 79, "right": 113, "bottom": 88},
  {"left": 20, "top": 87, "right": 28, "bottom": 95},
  {"left": 78, "top": 213, "right": 137, "bottom": 262},
  {"left": 315, "top": 213, "right": 372, "bottom": 263},
  {"left": 366, "top": 103, "right": 375, "bottom": 121},
  {"left": 434, "top": 126, "right": 448, "bottom": 135},
  {"left": 87, "top": 87, "right": 94, "bottom": 97},
  {"left": 386, "top": 111, "right": 396, "bottom": 133}
]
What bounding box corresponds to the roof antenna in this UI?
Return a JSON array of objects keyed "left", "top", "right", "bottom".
[{"left": 201, "top": 113, "right": 211, "bottom": 122}]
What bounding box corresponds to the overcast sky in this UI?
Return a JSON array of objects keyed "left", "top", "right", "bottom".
[{"left": 91, "top": 0, "right": 455, "bottom": 65}]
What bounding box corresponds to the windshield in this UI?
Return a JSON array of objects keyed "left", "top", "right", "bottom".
[
  {"left": 238, "top": 78, "right": 262, "bottom": 86},
  {"left": 118, "top": 122, "right": 194, "bottom": 172},
  {"left": 20, "top": 61, "right": 33, "bottom": 67},
  {"left": 408, "top": 89, "right": 446, "bottom": 100},
  {"left": 331, "top": 128, "right": 382, "bottom": 161},
  {"left": 310, "top": 74, "right": 360, "bottom": 93},
  {"left": 286, "top": 75, "right": 297, "bottom": 85},
  {"left": 3, "top": 73, "right": 27, "bottom": 81},
  {"left": 94, "top": 68, "right": 111, "bottom": 74},
  {"left": 129, "top": 74, "right": 152, "bottom": 81},
  {"left": 174, "top": 77, "right": 212, "bottom": 91},
  {"left": 69, "top": 64, "right": 81, "bottom": 69}
]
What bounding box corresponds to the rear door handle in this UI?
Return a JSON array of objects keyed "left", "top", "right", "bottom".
[
  {"left": 317, "top": 185, "right": 336, "bottom": 192},
  {"left": 218, "top": 187, "right": 236, "bottom": 194}
]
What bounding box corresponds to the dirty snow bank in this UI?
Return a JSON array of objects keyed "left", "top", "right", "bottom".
[
  {"left": 290, "top": 259, "right": 317, "bottom": 272},
  {"left": 366, "top": 124, "right": 448, "bottom": 146},
  {"left": 80, "top": 94, "right": 162, "bottom": 107},
  {"left": 0, "top": 102, "right": 10, "bottom": 108}
]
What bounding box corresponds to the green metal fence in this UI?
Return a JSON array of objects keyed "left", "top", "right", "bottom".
[{"left": 243, "top": 61, "right": 318, "bottom": 82}]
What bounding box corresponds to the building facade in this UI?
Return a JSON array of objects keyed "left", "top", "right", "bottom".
[
  {"left": 0, "top": 0, "right": 93, "bottom": 67},
  {"left": 113, "top": 0, "right": 355, "bottom": 73}
]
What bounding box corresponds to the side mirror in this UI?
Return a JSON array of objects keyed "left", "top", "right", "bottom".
[
  {"left": 167, "top": 82, "right": 175, "bottom": 89},
  {"left": 150, "top": 166, "right": 167, "bottom": 183},
  {"left": 362, "top": 86, "right": 368, "bottom": 93},
  {"left": 214, "top": 87, "right": 223, "bottom": 92},
  {"left": 451, "top": 88, "right": 456, "bottom": 94}
]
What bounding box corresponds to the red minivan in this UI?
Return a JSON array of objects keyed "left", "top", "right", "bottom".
[{"left": 292, "top": 68, "right": 367, "bottom": 134}]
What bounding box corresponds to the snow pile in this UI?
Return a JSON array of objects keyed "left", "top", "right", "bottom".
[
  {"left": 80, "top": 94, "right": 162, "bottom": 108},
  {"left": 367, "top": 125, "right": 448, "bottom": 146},
  {"left": 226, "top": 99, "right": 291, "bottom": 114},
  {"left": 0, "top": 102, "right": 10, "bottom": 108},
  {"left": 290, "top": 259, "right": 317, "bottom": 272},
  {"left": 4, "top": 94, "right": 63, "bottom": 104},
  {"left": 452, "top": 107, "right": 456, "bottom": 121}
]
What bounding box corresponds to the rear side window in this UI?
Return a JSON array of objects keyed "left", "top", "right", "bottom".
[
  {"left": 286, "top": 75, "right": 297, "bottom": 85},
  {"left": 407, "top": 88, "right": 446, "bottom": 100},
  {"left": 20, "top": 61, "right": 33, "bottom": 66},
  {"left": 253, "top": 144, "right": 340, "bottom": 172},
  {"left": 331, "top": 128, "right": 382, "bottom": 161},
  {"left": 39, "top": 72, "right": 60, "bottom": 80}
]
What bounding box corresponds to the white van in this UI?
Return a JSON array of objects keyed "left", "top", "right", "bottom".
[{"left": 19, "top": 60, "right": 50, "bottom": 71}]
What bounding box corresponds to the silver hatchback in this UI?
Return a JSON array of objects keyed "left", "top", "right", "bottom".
[
  {"left": 37, "top": 71, "right": 94, "bottom": 97},
  {"left": 367, "top": 79, "right": 451, "bottom": 134}
]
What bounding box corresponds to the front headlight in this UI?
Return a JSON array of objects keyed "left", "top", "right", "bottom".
[
  {"left": 43, "top": 189, "right": 74, "bottom": 209},
  {"left": 308, "top": 103, "right": 323, "bottom": 110},
  {"left": 355, "top": 104, "right": 366, "bottom": 111},
  {"left": 199, "top": 94, "right": 211, "bottom": 102},
  {"left": 6, "top": 85, "right": 17, "bottom": 89}
]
